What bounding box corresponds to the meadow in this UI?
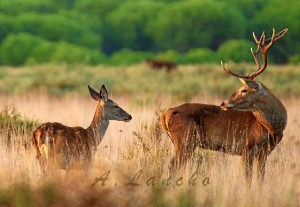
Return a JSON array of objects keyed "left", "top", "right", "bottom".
[{"left": 0, "top": 64, "right": 299, "bottom": 206}]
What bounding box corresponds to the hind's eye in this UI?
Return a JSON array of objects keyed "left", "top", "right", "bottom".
[{"left": 114, "top": 105, "right": 119, "bottom": 109}]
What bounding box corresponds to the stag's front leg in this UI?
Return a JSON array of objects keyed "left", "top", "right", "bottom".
[
  {"left": 242, "top": 149, "right": 255, "bottom": 187},
  {"left": 36, "top": 152, "right": 47, "bottom": 175},
  {"left": 255, "top": 149, "right": 267, "bottom": 183},
  {"left": 169, "top": 142, "right": 197, "bottom": 175}
]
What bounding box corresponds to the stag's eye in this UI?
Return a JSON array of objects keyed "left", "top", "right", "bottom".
[
  {"left": 241, "top": 89, "right": 248, "bottom": 94},
  {"left": 114, "top": 105, "right": 119, "bottom": 109}
]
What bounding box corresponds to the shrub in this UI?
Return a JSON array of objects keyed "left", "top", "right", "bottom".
[
  {"left": 154, "top": 50, "right": 180, "bottom": 63},
  {"left": 180, "top": 48, "right": 217, "bottom": 64},
  {"left": 0, "top": 104, "right": 39, "bottom": 147},
  {"left": 0, "top": 33, "right": 43, "bottom": 66},
  {"left": 49, "top": 42, "right": 105, "bottom": 65},
  {"left": 0, "top": 33, "right": 105, "bottom": 66},
  {"left": 15, "top": 13, "right": 101, "bottom": 50},
  {"left": 107, "top": 49, "right": 153, "bottom": 66},
  {"left": 217, "top": 39, "right": 254, "bottom": 63},
  {"left": 289, "top": 54, "right": 300, "bottom": 65}
]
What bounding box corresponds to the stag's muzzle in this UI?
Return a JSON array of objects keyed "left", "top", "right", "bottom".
[{"left": 220, "top": 101, "right": 234, "bottom": 111}]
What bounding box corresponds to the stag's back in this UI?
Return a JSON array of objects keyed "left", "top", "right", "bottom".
[{"left": 161, "top": 103, "right": 266, "bottom": 155}]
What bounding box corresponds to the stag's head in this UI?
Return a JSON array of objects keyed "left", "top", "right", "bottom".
[
  {"left": 221, "top": 78, "right": 270, "bottom": 111},
  {"left": 221, "top": 28, "right": 288, "bottom": 111}
]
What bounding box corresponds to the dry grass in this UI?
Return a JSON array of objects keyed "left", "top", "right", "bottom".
[{"left": 0, "top": 93, "right": 299, "bottom": 207}]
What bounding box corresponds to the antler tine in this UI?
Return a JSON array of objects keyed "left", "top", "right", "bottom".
[
  {"left": 250, "top": 47, "right": 261, "bottom": 69},
  {"left": 221, "top": 61, "right": 250, "bottom": 79},
  {"left": 248, "top": 28, "right": 288, "bottom": 80},
  {"left": 251, "top": 31, "right": 265, "bottom": 70},
  {"left": 252, "top": 31, "right": 265, "bottom": 47},
  {"left": 265, "top": 28, "right": 288, "bottom": 42},
  {"left": 252, "top": 28, "right": 287, "bottom": 63},
  {"left": 221, "top": 28, "right": 288, "bottom": 81}
]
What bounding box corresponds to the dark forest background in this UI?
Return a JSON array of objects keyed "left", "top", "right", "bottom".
[{"left": 0, "top": 0, "right": 299, "bottom": 66}]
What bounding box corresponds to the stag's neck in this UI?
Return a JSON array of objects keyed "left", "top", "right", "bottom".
[
  {"left": 87, "top": 105, "right": 109, "bottom": 147},
  {"left": 253, "top": 91, "right": 287, "bottom": 135}
]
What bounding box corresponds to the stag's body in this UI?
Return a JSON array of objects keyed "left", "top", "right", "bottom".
[
  {"left": 161, "top": 82, "right": 286, "bottom": 182},
  {"left": 32, "top": 85, "right": 132, "bottom": 172},
  {"left": 161, "top": 28, "right": 288, "bottom": 184},
  {"left": 161, "top": 104, "right": 264, "bottom": 157}
]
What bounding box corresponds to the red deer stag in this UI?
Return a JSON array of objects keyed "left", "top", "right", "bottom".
[
  {"left": 32, "top": 84, "right": 132, "bottom": 173},
  {"left": 160, "top": 28, "right": 288, "bottom": 184},
  {"left": 145, "top": 59, "right": 177, "bottom": 73}
]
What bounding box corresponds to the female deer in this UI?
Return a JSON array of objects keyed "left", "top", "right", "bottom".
[{"left": 32, "top": 84, "right": 132, "bottom": 173}]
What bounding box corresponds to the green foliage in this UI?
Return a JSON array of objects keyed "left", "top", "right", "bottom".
[
  {"left": 224, "top": 0, "right": 267, "bottom": 19},
  {"left": 14, "top": 13, "right": 101, "bottom": 49},
  {"left": 107, "top": 49, "right": 153, "bottom": 66},
  {"left": 74, "top": 0, "right": 123, "bottom": 20},
  {"left": 0, "top": 182, "right": 67, "bottom": 207},
  {"left": 27, "top": 41, "right": 57, "bottom": 64},
  {"left": 0, "top": 104, "right": 39, "bottom": 147},
  {"left": 181, "top": 48, "right": 218, "bottom": 64},
  {"left": 146, "top": 0, "right": 246, "bottom": 52},
  {"left": 1, "top": 64, "right": 298, "bottom": 99},
  {"left": 0, "top": 0, "right": 56, "bottom": 15},
  {"left": 49, "top": 42, "right": 105, "bottom": 65},
  {"left": 289, "top": 54, "right": 300, "bottom": 65},
  {"left": 217, "top": 39, "right": 254, "bottom": 63},
  {"left": 250, "top": 0, "right": 300, "bottom": 63},
  {"left": 0, "top": 33, "right": 43, "bottom": 66},
  {"left": 0, "top": 33, "right": 105, "bottom": 66},
  {"left": 0, "top": 0, "right": 298, "bottom": 66},
  {"left": 104, "top": 1, "right": 164, "bottom": 53},
  {"left": 0, "top": 15, "right": 14, "bottom": 42},
  {"left": 154, "top": 50, "right": 180, "bottom": 63}
]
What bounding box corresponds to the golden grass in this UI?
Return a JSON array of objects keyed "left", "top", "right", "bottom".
[{"left": 0, "top": 93, "right": 299, "bottom": 207}]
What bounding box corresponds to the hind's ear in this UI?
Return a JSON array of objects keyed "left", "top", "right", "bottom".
[
  {"left": 88, "top": 85, "right": 100, "bottom": 101},
  {"left": 99, "top": 85, "right": 108, "bottom": 102}
]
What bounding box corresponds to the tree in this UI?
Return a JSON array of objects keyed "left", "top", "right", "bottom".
[
  {"left": 217, "top": 39, "right": 254, "bottom": 63},
  {"left": 14, "top": 13, "right": 102, "bottom": 50},
  {"left": 181, "top": 48, "right": 217, "bottom": 64},
  {"left": 107, "top": 49, "right": 152, "bottom": 66},
  {"left": 0, "top": 33, "right": 105, "bottom": 66},
  {"left": 250, "top": 0, "right": 299, "bottom": 63},
  {"left": 0, "top": 0, "right": 56, "bottom": 15},
  {"left": 104, "top": 1, "right": 165, "bottom": 54},
  {"left": 50, "top": 42, "right": 105, "bottom": 65},
  {"left": 0, "top": 33, "right": 43, "bottom": 65},
  {"left": 146, "top": 0, "right": 246, "bottom": 52}
]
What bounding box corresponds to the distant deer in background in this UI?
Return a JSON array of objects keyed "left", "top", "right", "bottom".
[
  {"left": 145, "top": 59, "right": 177, "bottom": 73},
  {"left": 160, "top": 28, "right": 288, "bottom": 184},
  {"left": 32, "top": 84, "right": 132, "bottom": 173}
]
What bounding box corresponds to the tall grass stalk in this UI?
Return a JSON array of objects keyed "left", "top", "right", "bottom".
[{"left": 0, "top": 93, "right": 298, "bottom": 206}]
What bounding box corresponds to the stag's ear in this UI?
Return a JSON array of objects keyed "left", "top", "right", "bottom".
[
  {"left": 88, "top": 85, "right": 100, "bottom": 101},
  {"left": 99, "top": 85, "right": 108, "bottom": 102},
  {"left": 239, "top": 78, "right": 249, "bottom": 86},
  {"left": 254, "top": 82, "right": 265, "bottom": 94},
  {"left": 239, "top": 78, "right": 260, "bottom": 92}
]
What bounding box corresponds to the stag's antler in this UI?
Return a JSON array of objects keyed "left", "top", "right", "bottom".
[{"left": 221, "top": 28, "right": 288, "bottom": 80}]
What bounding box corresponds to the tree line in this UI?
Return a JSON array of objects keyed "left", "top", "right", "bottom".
[{"left": 0, "top": 0, "right": 299, "bottom": 66}]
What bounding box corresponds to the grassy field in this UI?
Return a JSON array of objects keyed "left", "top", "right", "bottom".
[
  {"left": 1, "top": 63, "right": 300, "bottom": 99},
  {"left": 0, "top": 64, "right": 299, "bottom": 206}
]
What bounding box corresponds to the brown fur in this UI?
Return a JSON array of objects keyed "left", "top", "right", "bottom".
[
  {"left": 162, "top": 28, "right": 288, "bottom": 185},
  {"left": 145, "top": 59, "right": 177, "bottom": 73},
  {"left": 32, "top": 122, "right": 94, "bottom": 171},
  {"left": 32, "top": 85, "right": 132, "bottom": 173},
  {"left": 161, "top": 80, "right": 287, "bottom": 185}
]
